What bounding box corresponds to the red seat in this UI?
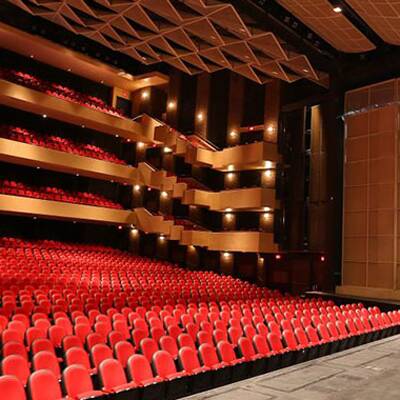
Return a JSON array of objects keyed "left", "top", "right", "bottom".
[
  {"left": 0, "top": 375, "right": 26, "bottom": 400},
  {"left": 90, "top": 343, "right": 113, "bottom": 369},
  {"left": 179, "top": 346, "right": 209, "bottom": 374},
  {"left": 127, "top": 354, "right": 163, "bottom": 386},
  {"left": 62, "top": 365, "right": 102, "bottom": 399},
  {"left": 2, "top": 341, "right": 28, "bottom": 360},
  {"left": 253, "top": 334, "right": 272, "bottom": 356},
  {"left": 1, "top": 355, "right": 30, "bottom": 385},
  {"left": 99, "top": 359, "right": 136, "bottom": 392},
  {"left": 152, "top": 350, "right": 186, "bottom": 380},
  {"left": 178, "top": 333, "right": 196, "bottom": 350},
  {"left": 114, "top": 341, "right": 135, "bottom": 368},
  {"left": 160, "top": 336, "right": 179, "bottom": 360},
  {"left": 65, "top": 347, "right": 92, "bottom": 371},
  {"left": 32, "top": 351, "right": 61, "bottom": 378},
  {"left": 217, "top": 341, "right": 244, "bottom": 365},
  {"left": 140, "top": 338, "right": 159, "bottom": 362},
  {"left": 28, "top": 370, "right": 62, "bottom": 400}
]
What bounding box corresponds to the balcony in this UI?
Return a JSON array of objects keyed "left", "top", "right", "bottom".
[
  {"left": 0, "top": 138, "right": 135, "bottom": 184},
  {"left": 0, "top": 194, "right": 134, "bottom": 225},
  {"left": 0, "top": 79, "right": 149, "bottom": 142}
]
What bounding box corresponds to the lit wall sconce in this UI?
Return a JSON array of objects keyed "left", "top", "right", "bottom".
[
  {"left": 159, "top": 235, "right": 165, "bottom": 241},
  {"left": 137, "top": 142, "right": 145, "bottom": 150},
  {"left": 264, "top": 161, "right": 273, "bottom": 169},
  {"left": 134, "top": 185, "right": 141, "bottom": 192},
  {"left": 267, "top": 125, "right": 274, "bottom": 133},
  {"left": 141, "top": 90, "right": 150, "bottom": 100},
  {"left": 225, "top": 208, "right": 233, "bottom": 212},
  {"left": 262, "top": 213, "right": 271, "bottom": 220},
  {"left": 263, "top": 170, "right": 272, "bottom": 178},
  {"left": 167, "top": 100, "right": 176, "bottom": 110},
  {"left": 224, "top": 213, "right": 234, "bottom": 221},
  {"left": 223, "top": 252, "right": 231, "bottom": 258},
  {"left": 131, "top": 228, "right": 138, "bottom": 236},
  {"left": 227, "top": 164, "right": 235, "bottom": 171},
  {"left": 163, "top": 146, "right": 172, "bottom": 153},
  {"left": 197, "top": 112, "right": 204, "bottom": 122},
  {"left": 229, "top": 130, "right": 238, "bottom": 138},
  {"left": 321, "top": 255, "right": 326, "bottom": 262},
  {"left": 118, "top": 225, "right": 123, "bottom": 230},
  {"left": 227, "top": 172, "right": 235, "bottom": 181},
  {"left": 160, "top": 191, "right": 168, "bottom": 199},
  {"left": 275, "top": 254, "right": 281, "bottom": 260},
  {"left": 263, "top": 207, "right": 271, "bottom": 212}
]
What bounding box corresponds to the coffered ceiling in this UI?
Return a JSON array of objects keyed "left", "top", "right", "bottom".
[{"left": 8, "top": 0, "right": 329, "bottom": 87}]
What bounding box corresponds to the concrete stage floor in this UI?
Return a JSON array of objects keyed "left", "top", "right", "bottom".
[{"left": 184, "top": 335, "right": 400, "bottom": 400}]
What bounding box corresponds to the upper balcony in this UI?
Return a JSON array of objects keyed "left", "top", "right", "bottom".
[
  {"left": 0, "top": 79, "right": 150, "bottom": 142},
  {"left": 0, "top": 138, "right": 135, "bottom": 184}
]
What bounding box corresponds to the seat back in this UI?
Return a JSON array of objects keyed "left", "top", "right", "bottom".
[
  {"left": 32, "top": 351, "right": 60, "bottom": 378},
  {"left": 217, "top": 341, "right": 237, "bottom": 363},
  {"left": 28, "top": 370, "right": 62, "bottom": 400},
  {"left": 99, "top": 359, "right": 127, "bottom": 390},
  {"left": 91, "top": 344, "right": 113, "bottom": 368},
  {"left": 127, "top": 354, "right": 154, "bottom": 385},
  {"left": 152, "top": 350, "right": 177, "bottom": 378},
  {"left": 0, "top": 375, "right": 26, "bottom": 400},
  {"left": 62, "top": 365, "right": 94, "bottom": 398},
  {"left": 114, "top": 341, "right": 135, "bottom": 367},
  {"left": 253, "top": 334, "right": 270, "bottom": 356},
  {"left": 2, "top": 355, "right": 30, "bottom": 385},
  {"left": 179, "top": 346, "right": 201, "bottom": 373},
  {"left": 199, "top": 343, "right": 219, "bottom": 367},
  {"left": 65, "top": 347, "right": 91, "bottom": 369}
]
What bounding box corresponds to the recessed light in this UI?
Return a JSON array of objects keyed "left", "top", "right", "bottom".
[
  {"left": 30, "top": 54, "right": 34, "bottom": 58},
  {"left": 100, "top": 80, "right": 104, "bottom": 84},
  {"left": 67, "top": 68, "right": 71, "bottom": 72},
  {"left": 333, "top": 6, "right": 342, "bottom": 13},
  {"left": 303, "top": 68, "right": 309, "bottom": 73},
  {"left": 42, "top": 114, "right": 47, "bottom": 118}
]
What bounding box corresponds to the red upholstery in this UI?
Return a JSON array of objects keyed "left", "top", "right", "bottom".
[
  {"left": 0, "top": 70, "right": 124, "bottom": 118},
  {"left": 0, "top": 180, "right": 123, "bottom": 209}
]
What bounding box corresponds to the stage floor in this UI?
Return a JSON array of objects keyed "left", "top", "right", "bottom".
[{"left": 184, "top": 335, "right": 400, "bottom": 400}]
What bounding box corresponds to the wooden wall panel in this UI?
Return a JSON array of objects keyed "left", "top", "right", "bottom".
[{"left": 342, "top": 105, "right": 399, "bottom": 295}]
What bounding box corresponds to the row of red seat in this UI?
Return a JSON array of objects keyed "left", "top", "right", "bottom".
[
  {"left": 0, "top": 238, "right": 398, "bottom": 400},
  {"left": 0, "top": 180, "right": 123, "bottom": 209},
  {"left": 0, "top": 69, "right": 124, "bottom": 118},
  {"left": 0, "top": 126, "right": 126, "bottom": 165}
]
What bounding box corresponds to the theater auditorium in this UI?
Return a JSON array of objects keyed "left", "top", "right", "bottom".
[{"left": 1, "top": 1, "right": 400, "bottom": 399}]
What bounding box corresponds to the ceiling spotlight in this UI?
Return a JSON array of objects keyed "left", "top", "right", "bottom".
[
  {"left": 42, "top": 114, "right": 47, "bottom": 118},
  {"left": 333, "top": 6, "right": 342, "bottom": 13},
  {"left": 30, "top": 54, "right": 34, "bottom": 58}
]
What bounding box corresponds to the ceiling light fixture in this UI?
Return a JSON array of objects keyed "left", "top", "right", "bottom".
[{"left": 333, "top": 6, "right": 342, "bottom": 13}]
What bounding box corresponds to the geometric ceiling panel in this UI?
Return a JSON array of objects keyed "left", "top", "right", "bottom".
[
  {"left": 346, "top": 0, "right": 400, "bottom": 45},
  {"left": 8, "top": 0, "right": 330, "bottom": 87},
  {"left": 277, "top": 0, "right": 376, "bottom": 53}
]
